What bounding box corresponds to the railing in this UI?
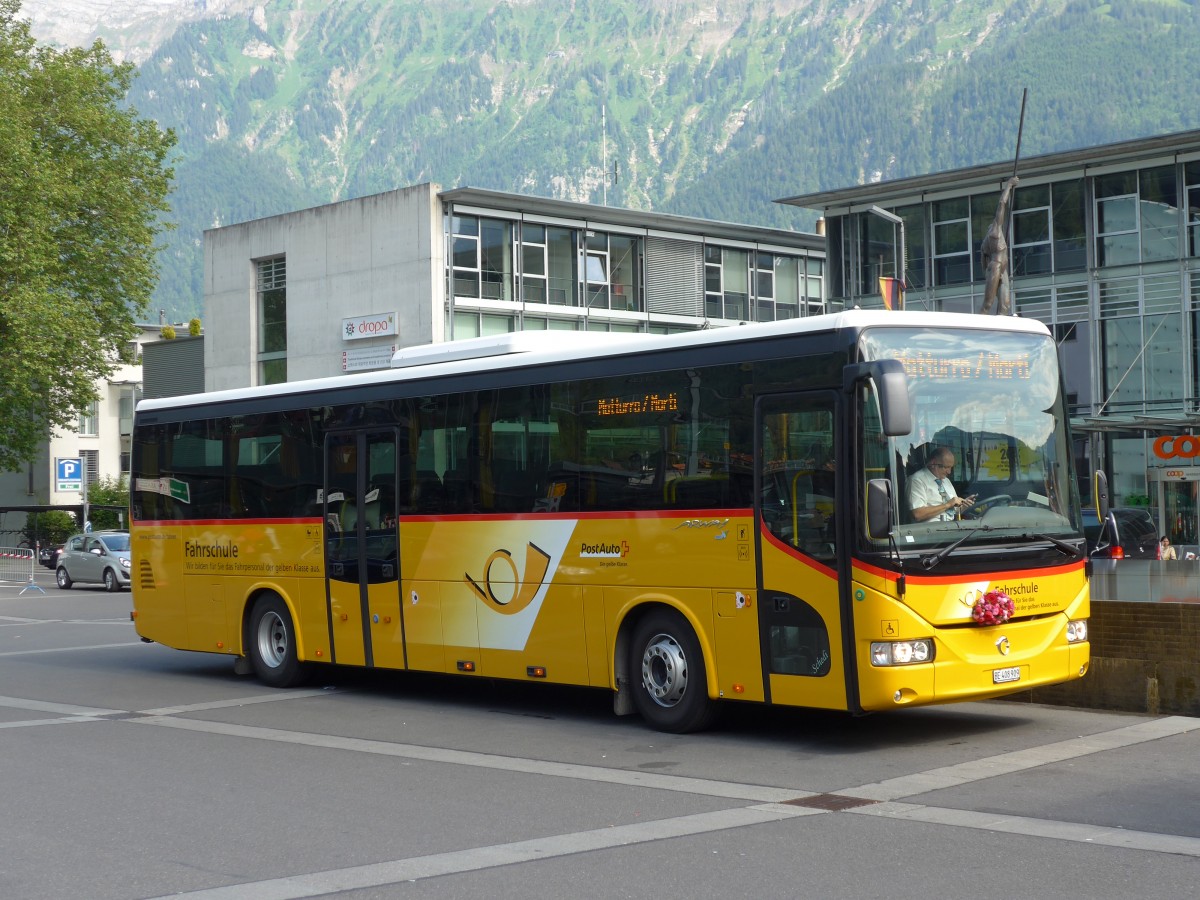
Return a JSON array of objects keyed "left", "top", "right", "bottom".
[{"left": 0, "top": 546, "right": 44, "bottom": 595}]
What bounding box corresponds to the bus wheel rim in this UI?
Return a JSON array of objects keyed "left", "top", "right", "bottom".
[
  {"left": 257, "top": 611, "right": 287, "bottom": 668},
  {"left": 641, "top": 633, "right": 687, "bottom": 707}
]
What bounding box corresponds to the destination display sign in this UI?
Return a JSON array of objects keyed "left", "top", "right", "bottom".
[
  {"left": 596, "top": 392, "right": 679, "bottom": 417},
  {"left": 890, "top": 350, "right": 1033, "bottom": 381}
]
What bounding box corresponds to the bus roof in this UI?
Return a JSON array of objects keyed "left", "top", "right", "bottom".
[{"left": 136, "top": 309, "right": 1050, "bottom": 414}]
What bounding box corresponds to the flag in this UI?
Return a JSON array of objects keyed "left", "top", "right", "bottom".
[{"left": 879, "top": 277, "right": 905, "bottom": 311}]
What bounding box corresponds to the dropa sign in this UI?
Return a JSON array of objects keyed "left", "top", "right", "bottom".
[{"left": 341, "top": 312, "right": 397, "bottom": 341}]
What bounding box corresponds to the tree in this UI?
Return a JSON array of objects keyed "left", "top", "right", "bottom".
[
  {"left": 0, "top": 0, "right": 175, "bottom": 471},
  {"left": 23, "top": 509, "right": 76, "bottom": 546},
  {"left": 87, "top": 474, "right": 129, "bottom": 531}
]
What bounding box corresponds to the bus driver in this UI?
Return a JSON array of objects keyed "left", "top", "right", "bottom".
[{"left": 908, "top": 448, "right": 974, "bottom": 522}]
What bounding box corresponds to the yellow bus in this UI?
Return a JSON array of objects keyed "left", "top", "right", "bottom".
[{"left": 130, "top": 310, "right": 1090, "bottom": 731}]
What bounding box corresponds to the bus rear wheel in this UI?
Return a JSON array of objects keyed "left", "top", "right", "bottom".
[
  {"left": 630, "top": 609, "right": 716, "bottom": 733},
  {"left": 247, "top": 594, "right": 308, "bottom": 688}
]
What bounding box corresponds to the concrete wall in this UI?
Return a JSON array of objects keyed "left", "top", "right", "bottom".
[{"left": 205, "top": 183, "right": 444, "bottom": 390}]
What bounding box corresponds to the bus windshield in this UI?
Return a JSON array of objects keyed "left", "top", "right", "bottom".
[{"left": 858, "top": 325, "right": 1081, "bottom": 552}]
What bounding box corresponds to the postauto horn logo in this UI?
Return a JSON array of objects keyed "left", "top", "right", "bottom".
[{"left": 464, "top": 543, "right": 552, "bottom": 615}]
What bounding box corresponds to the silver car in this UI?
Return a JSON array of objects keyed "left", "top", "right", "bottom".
[{"left": 56, "top": 531, "right": 132, "bottom": 592}]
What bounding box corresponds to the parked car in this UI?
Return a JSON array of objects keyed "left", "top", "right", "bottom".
[
  {"left": 40, "top": 543, "right": 64, "bottom": 569},
  {"left": 1082, "top": 507, "right": 1159, "bottom": 559},
  {"left": 55, "top": 531, "right": 132, "bottom": 591}
]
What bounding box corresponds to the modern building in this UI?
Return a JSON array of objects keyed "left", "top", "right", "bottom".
[
  {"left": 202, "top": 184, "right": 827, "bottom": 391},
  {"left": 0, "top": 324, "right": 165, "bottom": 529},
  {"left": 780, "top": 128, "right": 1200, "bottom": 545}
]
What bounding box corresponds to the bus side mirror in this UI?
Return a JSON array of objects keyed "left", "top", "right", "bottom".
[
  {"left": 843, "top": 360, "right": 912, "bottom": 436},
  {"left": 866, "top": 479, "right": 893, "bottom": 540},
  {"left": 1093, "top": 470, "right": 1110, "bottom": 520}
]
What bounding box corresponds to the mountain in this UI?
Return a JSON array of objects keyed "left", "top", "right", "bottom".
[{"left": 19, "top": 0, "right": 1200, "bottom": 320}]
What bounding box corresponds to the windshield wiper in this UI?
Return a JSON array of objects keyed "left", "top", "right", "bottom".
[
  {"left": 1024, "top": 532, "right": 1081, "bottom": 558},
  {"left": 919, "top": 525, "right": 992, "bottom": 570}
]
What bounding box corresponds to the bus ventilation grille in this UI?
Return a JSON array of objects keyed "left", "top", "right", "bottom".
[{"left": 138, "top": 559, "right": 156, "bottom": 590}]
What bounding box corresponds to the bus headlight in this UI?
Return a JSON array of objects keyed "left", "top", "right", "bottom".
[
  {"left": 1066, "top": 620, "right": 1088, "bottom": 643},
  {"left": 871, "top": 639, "right": 934, "bottom": 666}
]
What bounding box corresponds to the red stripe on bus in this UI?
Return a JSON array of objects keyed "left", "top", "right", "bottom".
[
  {"left": 851, "top": 555, "right": 1085, "bottom": 584},
  {"left": 759, "top": 523, "right": 837, "bottom": 578}
]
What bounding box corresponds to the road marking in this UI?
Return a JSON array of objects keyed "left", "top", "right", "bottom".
[
  {"left": 0, "top": 716, "right": 107, "bottom": 731},
  {"left": 0, "top": 695, "right": 126, "bottom": 716},
  {"left": 844, "top": 716, "right": 1200, "bottom": 801},
  {"left": 130, "top": 715, "right": 807, "bottom": 803},
  {"left": 139, "top": 688, "right": 341, "bottom": 716},
  {"left": 146, "top": 804, "right": 823, "bottom": 900},
  {"left": 0, "top": 642, "right": 143, "bottom": 657},
  {"left": 122, "top": 709, "right": 1200, "bottom": 899},
  {"left": 850, "top": 801, "right": 1200, "bottom": 858}
]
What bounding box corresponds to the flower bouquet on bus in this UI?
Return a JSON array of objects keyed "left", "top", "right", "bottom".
[{"left": 971, "top": 590, "right": 1015, "bottom": 626}]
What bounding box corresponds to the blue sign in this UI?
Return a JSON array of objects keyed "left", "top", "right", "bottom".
[{"left": 56, "top": 458, "right": 82, "bottom": 492}]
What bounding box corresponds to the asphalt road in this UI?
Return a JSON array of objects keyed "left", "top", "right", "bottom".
[{"left": 2, "top": 566, "right": 1199, "bottom": 899}]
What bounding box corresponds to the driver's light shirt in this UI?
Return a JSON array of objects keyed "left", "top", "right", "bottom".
[{"left": 908, "top": 466, "right": 959, "bottom": 521}]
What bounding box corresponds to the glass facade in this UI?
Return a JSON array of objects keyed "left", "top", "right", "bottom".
[
  {"left": 448, "top": 209, "right": 823, "bottom": 338},
  {"left": 818, "top": 148, "right": 1200, "bottom": 544}
]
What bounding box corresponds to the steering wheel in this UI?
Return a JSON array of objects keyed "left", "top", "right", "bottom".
[{"left": 961, "top": 494, "right": 1013, "bottom": 517}]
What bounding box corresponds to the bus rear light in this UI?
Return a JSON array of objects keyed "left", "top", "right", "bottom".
[
  {"left": 1066, "top": 620, "right": 1088, "bottom": 643},
  {"left": 871, "top": 639, "right": 934, "bottom": 667}
]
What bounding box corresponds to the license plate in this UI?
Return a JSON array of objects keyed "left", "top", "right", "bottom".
[{"left": 993, "top": 666, "right": 1021, "bottom": 684}]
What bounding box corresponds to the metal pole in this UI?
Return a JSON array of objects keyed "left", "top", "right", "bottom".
[{"left": 81, "top": 457, "right": 90, "bottom": 532}]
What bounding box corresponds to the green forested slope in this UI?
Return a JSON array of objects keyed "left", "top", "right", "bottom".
[{"left": 105, "top": 0, "right": 1199, "bottom": 318}]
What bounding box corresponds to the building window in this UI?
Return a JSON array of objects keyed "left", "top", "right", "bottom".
[
  {"left": 704, "top": 246, "right": 749, "bottom": 321},
  {"left": 805, "top": 258, "right": 825, "bottom": 314},
  {"left": 452, "top": 310, "right": 515, "bottom": 339},
  {"left": 856, "top": 211, "right": 899, "bottom": 296},
  {"left": 78, "top": 401, "right": 98, "bottom": 436},
  {"left": 80, "top": 449, "right": 99, "bottom": 488},
  {"left": 1052, "top": 179, "right": 1087, "bottom": 272},
  {"left": 547, "top": 226, "right": 577, "bottom": 305},
  {"left": 452, "top": 215, "right": 513, "bottom": 301},
  {"left": 118, "top": 387, "right": 139, "bottom": 438},
  {"left": 932, "top": 197, "right": 971, "bottom": 285},
  {"left": 521, "top": 223, "right": 547, "bottom": 303},
  {"left": 1092, "top": 168, "right": 1179, "bottom": 267},
  {"left": 898, "top": 204, "right": 927, "bottom": 291},
  {"left": 1187, "top": 161, "right": 1200, "bottom": 258},
  {"left": 583, "top": 232, "right": 639, "bottom": 311},
  {"left": 1140, "top": 166, "right": 1180, "bottom": 262},
  {"left": 257, "top": 256, "right": 287, "bottom": 385},
  {"left": 768, "top": 255, "right": 797, "bottom": 320},
  {"left": 1012, "top": 184, "right": 1052, "bottom": 276}
]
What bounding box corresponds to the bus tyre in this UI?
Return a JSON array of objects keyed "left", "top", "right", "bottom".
[
  {"left": 630, "top": 609, "right": 716, "bottom": 733},
  {"left": 247, "top": 594, "right": 308, "bottom": 688}
]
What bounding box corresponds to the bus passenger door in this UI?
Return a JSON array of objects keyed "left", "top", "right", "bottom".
[
  {"left": 755, "top": 393, "right": 848, "bottom": 710},
  {"left": 324, "top": 429, "right": 404, "bottom": 669}
]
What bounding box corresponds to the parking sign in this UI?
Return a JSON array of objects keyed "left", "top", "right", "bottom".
[{"left": 56, "top": 458, "right": 82, "bottom": 492}]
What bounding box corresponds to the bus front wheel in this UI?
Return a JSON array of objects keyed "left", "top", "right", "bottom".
[
  {"left": 247, "top": 594, "right": 308, "bottom": 688},
  {"left": 629, "top": 609, "right": 716, "bottom": 733}
]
